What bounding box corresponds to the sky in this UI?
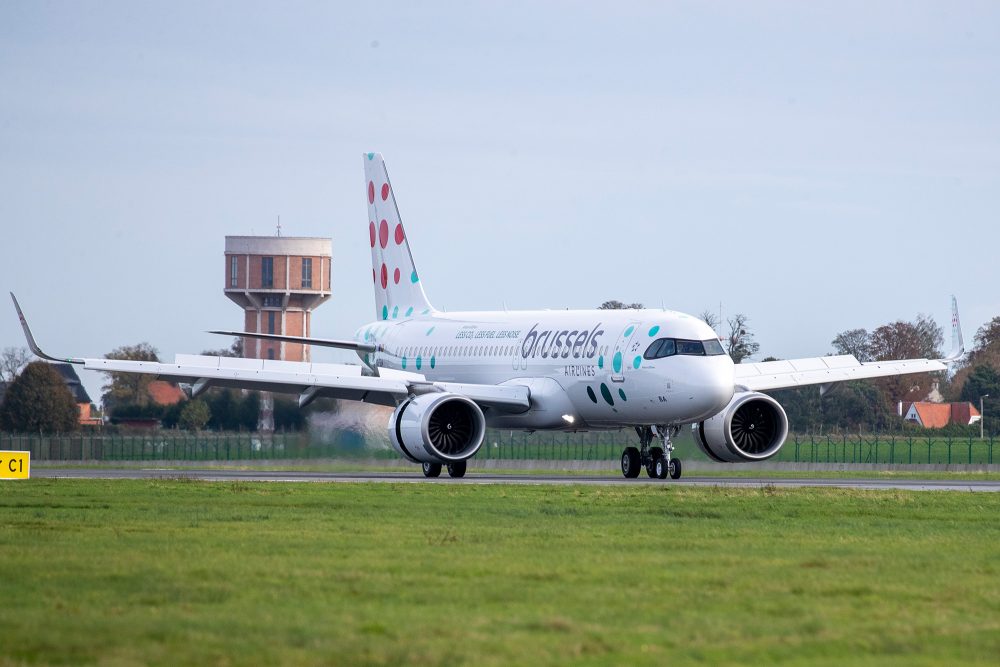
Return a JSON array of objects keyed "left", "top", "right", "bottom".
[{"left": 1, "top": 1, "right": 998, "bottom": 405}]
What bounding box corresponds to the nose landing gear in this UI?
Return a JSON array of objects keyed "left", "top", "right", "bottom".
[{"left": 623, "top": 425, "right": 682, "bottom": 480}]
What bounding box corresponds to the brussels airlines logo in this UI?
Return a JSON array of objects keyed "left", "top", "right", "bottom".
[{"left": 521, "top": 323, "right": 604, "bottom": 360}]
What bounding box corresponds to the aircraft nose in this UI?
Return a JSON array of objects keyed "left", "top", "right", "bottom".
[{"left": 694, "top": 357, "right": 735, "bottom": 420}]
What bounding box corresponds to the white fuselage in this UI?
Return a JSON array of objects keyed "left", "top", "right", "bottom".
[{"left": 355, "top": 308, "right": 736, "bottom": 430}]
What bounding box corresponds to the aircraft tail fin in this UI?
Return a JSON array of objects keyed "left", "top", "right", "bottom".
[
  {"left": 364, "top": 153, "right": 435, "bottom": 321},
  {"left": 945, "top": 295, "right": 965, "bottom": 362}
]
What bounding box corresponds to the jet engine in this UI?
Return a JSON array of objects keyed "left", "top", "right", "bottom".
[
  {"left": 693, "top": 391, "right": 789, "bottom": 462},
  {"left": 388, "top": 393, "right": 486, "bottom": 464}
]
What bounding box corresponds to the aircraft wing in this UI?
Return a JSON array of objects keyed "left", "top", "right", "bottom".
[
  {"left": 10, "top": 293, "right": 529, "bottom": 412},
  {"left": 86, "top": 355, "right": 531, "bottom": 410},
  {"left": 734, "top": 355, "right": 948, "bottom": 393}
]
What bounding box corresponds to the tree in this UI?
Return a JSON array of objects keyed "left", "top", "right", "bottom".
[
  {"left": 102, "top": 342, "right": 160, "bottom": 409},
  {"left": 0, "top": 346, "right": 31, "bottom": 383},
  {"left": 698, "top": 310, "right": 720, "bottom": 334},
  {"left": 958, "top": 365, "right": 1000, "bottom": 436},
  {"left": 725, "top": 314, "right": 759, "bottom": 364},
  {"left": 598, "top": 300, "right": 643, "bottom": 310},
  {"left": 201, "top": 338, "right": 244, "bottom": 358},
  {"left": 0, "top": 361, "right": 79, "bottom": 433},
  {"left": 831, "top": 328, "right": 872, "bottom": 361},
  {"left": 177, "top": 399, "right": 210, "bottom": 432}
]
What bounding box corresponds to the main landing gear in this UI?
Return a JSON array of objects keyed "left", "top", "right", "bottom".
[
  {"left": 621, "top": 425, "right": 682, "bottom": 480},
  {"left": 421, "top": 461, "right": 467, "bottom": 478}
]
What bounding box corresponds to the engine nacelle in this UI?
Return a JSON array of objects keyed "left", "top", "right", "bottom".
[
  {"left": 694, "top": 391, "right": 789, "bottom": 463},
  {"left": 388, "top": 393, "right": 486, "bottom": 464}
]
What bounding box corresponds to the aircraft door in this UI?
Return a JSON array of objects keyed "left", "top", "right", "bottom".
[{"left": 610, "top": 321, "right": 640, "bottom": 382}]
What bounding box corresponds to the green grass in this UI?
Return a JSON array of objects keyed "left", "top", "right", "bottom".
[{"left": 1, "top": 481, "right": 998, "bottom": 666}]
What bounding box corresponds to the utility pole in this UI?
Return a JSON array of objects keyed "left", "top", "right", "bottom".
[{"left": 981, "top": 394, "right": 989, "bottom": 440}]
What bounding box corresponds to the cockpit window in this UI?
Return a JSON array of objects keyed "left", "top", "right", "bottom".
[
  {"left": 643, "top": 337, "right": 727, "bottom": 359},
  {"left": 703, "top": 339, "right": 725, "bottom": 356}
]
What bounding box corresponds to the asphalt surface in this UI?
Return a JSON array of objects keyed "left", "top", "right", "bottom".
[{"left": 30, "top": 468, "right": 1000, "bottom": 492}]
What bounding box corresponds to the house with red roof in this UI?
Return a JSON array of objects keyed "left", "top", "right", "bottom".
[{"left": 902, "top": 402, "right": 981, "bottom": 428}]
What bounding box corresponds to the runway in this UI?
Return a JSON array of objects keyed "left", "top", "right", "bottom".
[{"left": 30, "top": 468, "right": 1000, "bottom": 492}]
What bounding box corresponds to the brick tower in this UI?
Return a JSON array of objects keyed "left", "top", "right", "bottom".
[{"left": 224, "top": 235, "right": 332, "bottom": 429}]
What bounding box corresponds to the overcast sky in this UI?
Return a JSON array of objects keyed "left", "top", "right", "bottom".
[{"left": 2, "top": 1, "right": 998, "bottom": 404}]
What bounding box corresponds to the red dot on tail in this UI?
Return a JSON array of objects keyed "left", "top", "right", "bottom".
[
  {"left": 381, "top": 183, "right": 389, "bottom": 201},
  {"left": 380, "top": 264, "right": 388, "bottom": 289},
  {"left": 394, "top": 224, "right": 405, "bottom": 245},
  {"left": 369, "top": 222, "right": 376, "bottom": 248},
  {"left": 393, "top": 267, "right": 400, "bottom": 284},
  {"left": 379, "top": 220, "right": 389, "bottom": 248},
  {"left": 368, "top": 181, "right": 374, "bottom": 204}
]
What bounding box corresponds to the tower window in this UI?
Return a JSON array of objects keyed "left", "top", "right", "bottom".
[
  {"left": 230, "top": 256, "right": 238, "bottom": 287},
  {"left": 267, "top": 311, "right": 276, "bottom": 334},
  {"left": 302, "top": 258, "right": 313, "bottom": 288},
  {"left": 262, "top": 257, "right": 274, "bottom": 288}
]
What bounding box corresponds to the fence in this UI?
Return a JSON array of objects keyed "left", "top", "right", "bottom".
[{"left": 0, "top": 431, "right": 995, "bottom": 465}]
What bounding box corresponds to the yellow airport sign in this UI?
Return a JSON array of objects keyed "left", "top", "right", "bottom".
[{"left": 0, "top": 451, "right": 30, "bottom": 479}]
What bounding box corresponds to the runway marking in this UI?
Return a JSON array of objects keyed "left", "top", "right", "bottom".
[{"left": 30, "top": 469, "right": 1000, "bottom": 492}]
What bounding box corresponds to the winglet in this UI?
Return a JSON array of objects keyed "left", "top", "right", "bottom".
[
  {"left": 944, "top": 295, "right": 965, "bottom": 363},
  {"left": 9, "top": 293, "right": 84, "bottom": 364}
]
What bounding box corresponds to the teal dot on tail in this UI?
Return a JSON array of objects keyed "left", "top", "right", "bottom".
[
  {"left": 633, "top": 355, "right": 641, "bottom": 369},
  {"left": 613, "top": 351, "right": 623, "bottom": 373},
  {"left": 648, "top": 325, "right": 660, "bottom": 337},
  {"left": 426, "top": 326, "right": 435, "bottom": 336},
  {"left": 382, "top": 305, "right": 388, "bottom": 320},
  {"left": 367, "top": 152, "right": 374, "bottom": 160},
  {"left": 392, "top": 306, "right": 398, "bottom": 319},
  {"left": 405, "top": 307, "right": 413, "bottom": 317},
  {"left": 618, "top": 388, "right": 628, "bottom": 402},
  {"left": 411, "top": 271, "right": 419, "bottom": 284}
]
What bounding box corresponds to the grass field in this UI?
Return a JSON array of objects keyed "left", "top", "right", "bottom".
[{"left": 1, "top": 480, "right": 998, "bottom": 666}]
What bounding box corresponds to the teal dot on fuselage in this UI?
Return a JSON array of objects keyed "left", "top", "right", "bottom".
[
  {"left": 430, "top": 356, "right": 436, "bottom": 369},
  {"left": 633, "top": 355, "right": 641, "bottom": 369},
  {"left": 416, "top": 356, "right": 422, "bottom": 370},
  {"left": 598, "top": 356, "right": 604, "bottom": 369},
  {"left": 613, "top": 351, "right": 623, "bottom": 373},
  {"left": 405, "top": 307, "right": 413, "bottom": 317},
  {"left": 600, "top": 383, "right": 614, "bottom": 406},
  {"left": 648, "top": 325, "right": 660, "bottom": 337},
  {"left": 618, "top": 388, "right": 627, "bottom": 402},
  {"left": 587, "top": 386, "right": 598, "bottom": 403},
  {"left": 392, "top": 306, "right": 398, "bottom": 319},
  {"left": 382, "top": 306, "right": 388, "bottom": 320},
  {"left": 624, "top": 326, "right": 634, "bottom": 337},
  {"left": 401, "top": 357, "right": 407, "bottom": 369}
]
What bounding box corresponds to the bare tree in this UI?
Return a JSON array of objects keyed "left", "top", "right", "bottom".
[
  {"left": 831, "top": 328, "right": 872, "bottom": 362},
  {"left": 725, "top": 313, "right": 760, "bottom": 364},
  {"left": 699, "top": 310, "right": 720, "bottom": 334},
  {"left": 0, "top": 346, "right": 31, "bottom": 383}
]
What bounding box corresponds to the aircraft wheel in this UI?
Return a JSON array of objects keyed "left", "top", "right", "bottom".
[
  {"left": 646, "top": 447, "right": 663, "bottom": 478},
  {"left": 422, "top": 462, "right": 442, "bottom": 478},
  {"left": 653, "top": 455, "right": 668, "bottom": 480},
  {"left": 669, "top": 458, "right": 682, "bottom": 480},
  {"left": 447, "top": 461, "right": 467, "bottom": 478},
  {"left": 621, "top": 447, "right": 641, "bottom": 479}
]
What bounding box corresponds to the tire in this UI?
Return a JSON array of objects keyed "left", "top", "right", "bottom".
[
  {"left": 422, "top": 462, "right": 442, "bottom": 478},
  {"left": 669, "top": 458, "right": 682, "bottom": 480},
  {"left": 654, "top": 456, "right": 667, "bottom": 480},
  {"left": 447, "top": 460, "right": 467, "bottom": 478},
  {"left": 646, "top": 447, "right": 663, "bottom": 478},
  {"left": 621, "top": 447, "right": 640, "bottom": 479}
]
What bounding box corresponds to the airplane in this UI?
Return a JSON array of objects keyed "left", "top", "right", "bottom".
[{"left": 10, "top": 153, "right": 965, "bottom": 480}]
